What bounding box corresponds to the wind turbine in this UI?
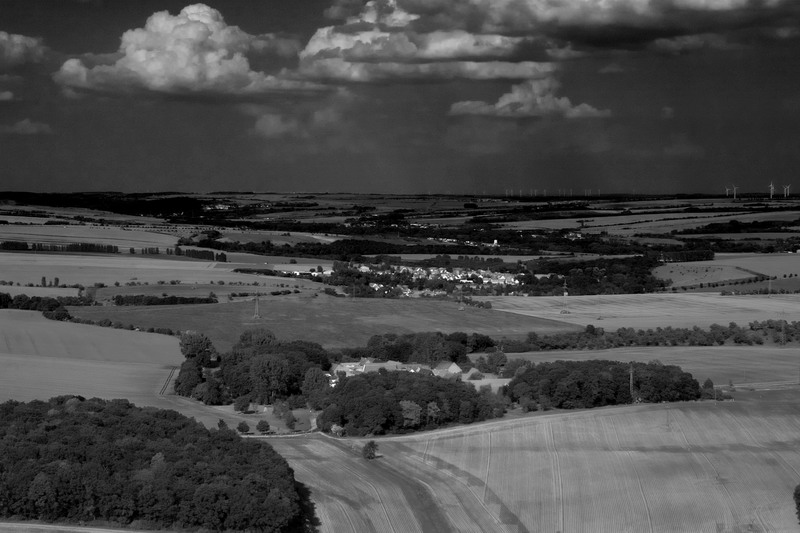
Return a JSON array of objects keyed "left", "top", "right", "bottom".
[
  {"left": 732, "top": 185, "right": 739, "bottom": 200},
  {"left": 725, "top": 186, "right": 731, "bottom": 197},
  {"left": 769, "top": 182, "right": 775, "bottom": 200},
  {"left": 785, "top": 184, "right": 792, "bottom": 198}
]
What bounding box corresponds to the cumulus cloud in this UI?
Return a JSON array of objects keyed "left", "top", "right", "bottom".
[
  {"left": 650, "top": 33, "right": 738, "bottom": 53},
  {"left": 450, "top": 78, "right": 611, "bottom": 118},
  {"left": 53, "top": 4, "right": 327, "bottom": 97},
  {"left": 302, "top": 26, "right": 529, "bottom": 62},
  {"left": 299, "top": 56, "right": 554, "bottom": 82},
  {"left": 0, "top": 119, "right": 53, "bottom": 135},
  {"left": 0, "top": 91, "right": 14, "bottom": 101},
  {"left": 0, "top": 32, "right": 46, "bottom": 71}
]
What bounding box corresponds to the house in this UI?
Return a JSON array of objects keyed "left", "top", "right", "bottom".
[{"left": 433, "top": 361, "right": 463, "bottom": 378}]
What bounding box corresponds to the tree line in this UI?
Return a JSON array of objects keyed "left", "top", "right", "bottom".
[
  {"left": 0, "top": 241, "right": 118, "bottom": 253},
  {"left": 0, "top": 396, "right": 304, "bottom": 531},
  {"left": 112, "top": 294, "right": 217, "bottom": 306}
]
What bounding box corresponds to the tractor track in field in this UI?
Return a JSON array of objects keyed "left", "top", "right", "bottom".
[{"left": 158, "top": 366, "right": 177, "bottom": 396}]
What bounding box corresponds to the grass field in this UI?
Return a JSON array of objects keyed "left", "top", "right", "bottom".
[
  {"left": 69, "top": 296, "right": 581, "bottom": 351},
  {"left": 507, "top": 345, "right": 800, "bottom": 389},
  {"left": 482, "top": 292, "right": 800, "bottom": 331}
]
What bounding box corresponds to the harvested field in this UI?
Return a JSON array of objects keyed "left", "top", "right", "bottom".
[
  {"left": 0, "top": 310, "right": 182, "bottom": 406},
  {"left": 481, "top": 292, "right": 800, "bottom": 331},
  {"left": 69, "top": 296, "right": 581, "bottom": 351},
  {"left": 361, "top": 389, "right": 800, "bottom": 532},
  {"left": 507, "top": 345, "right": 800, "bottom": 389}
]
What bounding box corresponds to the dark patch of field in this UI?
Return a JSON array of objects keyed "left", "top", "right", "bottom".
[{"left": 69, "top": 295, "right": 581, "bottom": 351}]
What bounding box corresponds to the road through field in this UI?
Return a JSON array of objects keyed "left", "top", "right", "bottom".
[{"left": 368, "top": 391, "right": 800, "bottom": 532}]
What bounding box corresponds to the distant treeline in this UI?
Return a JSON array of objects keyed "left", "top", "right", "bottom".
[
  {"left": 507, "top": 359, "right": 700, "bottom": 410},
  {"left": 676, "top": 218, "right": 800, "bottom": 235},
  {"left": 112, "top": 294, "right": 217, "bottom": 306},
  {"left": 498, "top": 322, "right": 769, "bottom": 354},
  {"left": 0, "top": 396, "right": 304, "bottom": 531},
  {"left": 0, "top": 241, "right": 118, "bottom": 253}
]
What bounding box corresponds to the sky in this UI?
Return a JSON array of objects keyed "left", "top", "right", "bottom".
[{"left": 1, "top": 0, "right": 799, "bottom": 195}]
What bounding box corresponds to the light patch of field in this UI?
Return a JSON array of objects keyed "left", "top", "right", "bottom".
[
  {"left": 481, "top": 292, "right": 800, "bottom": 331},
  {"left": 507, "top": 345, "right": 800, "bottom": 389},
  {"left": 221, "top": 230, "right": 340, "bottom": 245},
  {"left": 0, "top": 310, "right": 180, "bottom": 364},
  {"left": 585, "top": 210, "right": 800, "bottom": 237},
  {"left": 702, "top": 253, "right": 800, "bottom": 278},
  {"left": 0, "top": 224, "right": 178, "bottom": 249},
  {"left": 0, "top": 309, "right": 182, "bottom": 406},
  {"left": 685, "top": 232, "right": 800, "bottom": 241},
  {"left": 0, "top": 252, "right": 288, "bottom": 287},
  {"left": 0, "top": 285, "right": 80, "bottom": 298},
  {"left": 69, "top": 296, "right": 581, "bottom": 352},
  {"left": 374, "top": 391, "right": 800, "bottom": 532}
]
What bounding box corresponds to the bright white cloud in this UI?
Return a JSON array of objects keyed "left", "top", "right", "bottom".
[
  {"left": 450, "top": 78, "right": 610, "bottom": 118},
  {"left": 53, "top": 3, "right": 326, "bottom": 96},
  {"left": 0, "top": 32, "right": 46, "bottom": 71},
  {"left": 0, "top": 119, "right": 53, "bottom": 135},
  {"left": 299, "top": 57, "right": 554, "bottom": 82}
]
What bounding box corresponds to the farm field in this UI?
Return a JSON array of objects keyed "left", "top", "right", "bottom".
[
  {"left": 69, "top": 296, "right": 581, "bottom": 351},
  {"left": 481, "top": 292, "right": 800, "bottom": 331},
  {"left": 0, "top": 310, "right": 182, "bottom": 406},
  {"left": 353, "top": 390, "right": 800, "bottom": 532},
  {"left": 0, "top": 224, "right": 178, "bottom": 249},
  {"left": 0, "top": 252, "right": 283, "bottom": 287},
  {"left": 507, "top": 345, "right": 800, "bottom": 389},
  {"left": 501, "top": 209, "right": 800, "bottom": 236}
]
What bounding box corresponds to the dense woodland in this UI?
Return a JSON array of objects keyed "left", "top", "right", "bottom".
[
  {"left": 0, "top": 397, "right": 304, "bottom": 532},
  {"left": 316, "top": 371, "right": 506, "bottom": 436}
]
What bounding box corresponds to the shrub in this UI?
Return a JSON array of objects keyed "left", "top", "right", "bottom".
[
  {"left": 237, "top": 421, "right": 250, "bottom": 434},
  {"left": 362, "top": 440, "right": 378, "bottom": 460}
]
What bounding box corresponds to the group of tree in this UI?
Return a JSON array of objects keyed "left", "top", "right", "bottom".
[
  {"left": 0, "top": 292, "right": 90, "bottom": 321},
  {"left": 174, "top": 329, "right": 332, "bottom": 411},
  {"left": 0, "top": 396, "right": 303, "bottom": 531},
  {"left": 343, "top": 331, "right": 495, "bottom": 367},
  {"left": 315, "top": 370, "right": 507, "bottom": 436},
  {"left": 112, "top": 294, "right": 217, "bottom": 306},
  {"left": 506, "top": 360, "right": 700, "bottom": 410}
]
